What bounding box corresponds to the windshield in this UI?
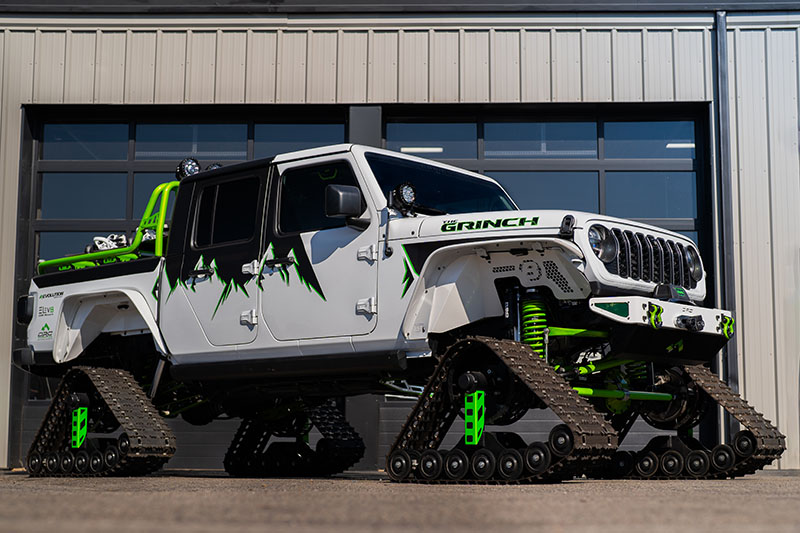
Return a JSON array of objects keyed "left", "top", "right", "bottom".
[{"left": 365, "top": 153, "right": 516, "bottom": 214}]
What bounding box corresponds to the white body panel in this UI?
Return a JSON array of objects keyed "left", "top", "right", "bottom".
[{"left": 25, "top": 145, "right": 717, "bottom": 373}]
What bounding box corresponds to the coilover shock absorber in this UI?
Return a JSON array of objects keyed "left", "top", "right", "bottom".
[{"left": 520, "top": 296, "right": 548, "bottom": 358}]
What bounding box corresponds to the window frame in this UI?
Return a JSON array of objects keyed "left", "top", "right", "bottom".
[
  {"left": 275, "top": 158, "right": 364, "bottom": 237},
  {"left": 190, "top": 173, "right": 264, "bottom": 251}
]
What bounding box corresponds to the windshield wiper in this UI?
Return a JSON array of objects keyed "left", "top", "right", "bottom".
[{"left": 413, "top": 204, "right": 447, "bottom": 216}]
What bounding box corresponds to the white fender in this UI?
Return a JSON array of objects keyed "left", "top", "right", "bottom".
[
  {"left": 52, "top": 289, "right": 167, "bottom": 363},
  {"left": 402, "top": 237, "right": 588, "bottom": 339}
]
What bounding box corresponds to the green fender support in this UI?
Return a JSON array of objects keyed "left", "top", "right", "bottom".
[
  {"left": 71, "top": 407, "right": 88, "bottom": 449},
  {"left": 464, "top": 391, "right": 485, "bottom": 445}
]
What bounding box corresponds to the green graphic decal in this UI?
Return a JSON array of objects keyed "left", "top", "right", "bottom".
[
  {"left": 71, "top": 407, "right": 87, "bottom": 449},
  {"left": 464, "top": 391, "right": 485, "bottom": 446},
  {"left": 721, "top": 315, "right": 735, "bottom": 339},
  {"left": 400, "top": 245, "right": 418, "bottom": 298},
  {"left": 441, "top": 216, "right": 539, "bottom": 233},
  {"left": 647, "top": 303, "right": 664, "bottom": 329}
]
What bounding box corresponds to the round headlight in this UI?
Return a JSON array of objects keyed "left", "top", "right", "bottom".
[
  {"left": 392, "top": 182, "right": 417, "bottom": 211},
  {"left": 588, "top": 225, "right": 618, "bottom": 263},
  {"left": 684, "top": 245, "right": 703, "bottom": 281},
  {"left": 175, "top": 157, "right": 200, "bottom": 180}
]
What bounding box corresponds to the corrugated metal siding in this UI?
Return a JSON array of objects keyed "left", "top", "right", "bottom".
[
  {"left": 726, "top": 18, "right": 800, "bottom": 469},
  {"left": 0, "top": 17, "right": 718, "bottom": 107}
]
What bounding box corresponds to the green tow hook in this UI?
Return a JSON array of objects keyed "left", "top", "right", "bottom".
[
  {"left": 71, "top": 407, "right": 88, "bottom": 449},
  {"left": 647, "top": 303, "right": 664, "bottom": 329},
  {"left": 720, "top": 315, "right": 735, "bottom": 339},
  {"left": 464, "top": 391, "right": 485, "bottom": 446}
]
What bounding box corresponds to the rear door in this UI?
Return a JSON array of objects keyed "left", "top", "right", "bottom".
[
  {"left": 178, "top": 169, "right": 267, "bottom": 346},
  {"left": 260, "top": 154, "right": 379, "bottom": 340}
]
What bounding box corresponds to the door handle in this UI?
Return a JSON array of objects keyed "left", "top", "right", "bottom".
[
  {"left": 190, "top": 267, "right": 214, "bottom": 278},
  {"left": 264, "top": 257, "right": 295, "bottom": 268}
]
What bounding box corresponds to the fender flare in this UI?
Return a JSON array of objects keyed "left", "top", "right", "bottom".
[{"left": 52, "top": 289, "right": 167, "bottom": 363}]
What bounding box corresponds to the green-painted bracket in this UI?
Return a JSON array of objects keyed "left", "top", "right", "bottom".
[
  {"left": 38, "top": 180, "right": 179, "bottom": 274},
  {"left": 720, "top": 315, "right": 735, "bottom": 339},
  {"left": 464, "top": 391, "right": 485, "bottom": 446},
  {"left": 71, "top": 407, "right": 88, "bottom": 449},
  {"left": 647, "top": 303, "right": 664, "bottom": 329}
]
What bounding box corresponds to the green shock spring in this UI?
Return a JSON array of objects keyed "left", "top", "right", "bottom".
[
  {"left": 521, "top": 299, "right": 548, "bottom": 358},
  {"left": 625, "top": 361, "right": 649, "bottom": 381}
]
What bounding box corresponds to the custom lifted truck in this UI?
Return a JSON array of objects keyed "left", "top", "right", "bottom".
[{"left": 15, "top": 144, "right": 784, "bottom": 481}]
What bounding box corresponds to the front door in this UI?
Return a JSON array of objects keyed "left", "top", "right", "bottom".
[
  {"left": 178, "top": 170, "right": 266, "bottom": 346},
  {"left": 260, "top": 155, "right": 379, "bottom": 341}
]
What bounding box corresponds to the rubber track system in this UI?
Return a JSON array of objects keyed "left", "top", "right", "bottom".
[
  {"left": 617, "top": 364, "right": 786, "bottom": 480},
  {"left": 224, "top": 400, "right": 365, "bottom": 477},
  {"left": 388, "top": 336, "right": 617, "bottom": 483},
  {"left": 684, "top": 364, "right": 785, "bottom": 477},
  {"left": 27, "top": 367, "right": 176, "bottom": 477}
]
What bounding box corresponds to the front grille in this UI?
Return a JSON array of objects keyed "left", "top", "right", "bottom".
[{"left": 609, "top": 228, "right": 697, "bottom": 289}]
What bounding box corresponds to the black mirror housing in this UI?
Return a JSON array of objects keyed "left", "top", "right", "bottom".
[{"left": 325, "top": 184, "right": 363, "bottom": 218}]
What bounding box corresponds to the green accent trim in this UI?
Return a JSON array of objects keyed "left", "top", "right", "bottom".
[
  {"left": 71, "top": 407, "right": 87, "bottom": 449},
  {"left": 594, "top": 301, "right": 630, "bottom": 318},
  {"left": 38, "top": 181, "right": 179, "bottom": 274},
  {"left": 548, "top": 327, "right": 608, "bottom": 338},
  {"left": 647, "top": 303, "right": 664, "bottom": 329},
  {"left": 572, "top": 387, "right": 673, "bottom": 401},
  {"left": 401, "top": 245, "right": 419, "bottom": 277},
  {"left": 464, "top": 391, "right": 485, "bottom": 445}
]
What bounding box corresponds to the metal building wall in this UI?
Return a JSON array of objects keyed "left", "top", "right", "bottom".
[
  {"left": 726, "top": 13, "right": 800, "bottom": 469},
  {"left": 0, "top": 12, "right": 758, "bottom": 469}
]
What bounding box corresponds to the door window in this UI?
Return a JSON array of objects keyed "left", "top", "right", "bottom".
[
  {"left": 194, "top": 176, "right": 261, "bottom": 248},
  {"left": 278, "top": 161, "right": 361, "bottom": 234}
]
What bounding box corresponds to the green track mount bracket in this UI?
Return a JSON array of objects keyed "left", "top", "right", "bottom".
[
  {"left": 71, "top": 407, "right": 87, "bottom": 449},
  {"left": 465, "top": 391, "right": 485, "bottom": 446}
]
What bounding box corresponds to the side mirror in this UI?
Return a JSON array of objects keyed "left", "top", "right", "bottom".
[{"left": 325, "top": 184, "right": 369, "bottom": 230}]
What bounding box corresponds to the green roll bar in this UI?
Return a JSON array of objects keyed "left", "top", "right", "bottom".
[{"left": 37, "top": 181, "right": 180, "bottom": 275}]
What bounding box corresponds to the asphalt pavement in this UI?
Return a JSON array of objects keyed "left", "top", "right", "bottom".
[{"left": 1, "top": 469, "right": 798, "bottom": 533}]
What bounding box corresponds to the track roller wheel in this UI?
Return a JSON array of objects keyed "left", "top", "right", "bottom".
[
  {"left": 118, "top": 433, "right": 131, "bottom": 457},
  {"left": 497, "top": 449, "right": 524, "bottom": 480},
  {"left": 60, "top": 450, "right": 75, "bottom": 474},
  {"left": 711, "top": 444, "right": 735, "bottom": 473},
  {"left": 89, "top": 451, "right": 104, "bottom": 473},
  {"left": 387, "top": 450, "right": 412, "bottom": 481},
  {"left": 74, "top": 451, "right": 90, "bottom": 474},
  {"left": 444, "top": 449, "right": 469, "bottom": 480},
  {"left": 524, "top": 442, "right": 551, "bottom": 474},
  {"left": 733, "top": 430, "right": 756, "bottom": 459},
  {"left": 44, "top": 452, "right": 60, "bottom": 474},
  {"left": 611, "top": 450, "right": 635, "bottom": 477},
  {"left": 685, "top": 450, "right": 710, "bottom": 477},
  {"left": 418, "top": 450, "right": 443, "bottom": 480},
  {"left": 470, "top": 448, "right": 496, "bottom": 480},
  {"left": 635, "top": 451, "right": 659, "bottom": 478},
  {"left": 103, "top": 445, "right": 120, "bottom": 469},
  {"left": 548, "top": 424, "right": 574, "bottom": 457},
  {"left": 27, "top": 452, "right": 43, "bottom": 475},
  {"left": 659, "top": 450, "right": 684, "bottom": 477}
]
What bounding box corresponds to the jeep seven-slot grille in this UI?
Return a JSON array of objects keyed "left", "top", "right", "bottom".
[{"left": 609, "top": 228, "right": 697, "bottom": 289}]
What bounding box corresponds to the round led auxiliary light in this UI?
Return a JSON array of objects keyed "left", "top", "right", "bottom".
[
  {"left": 587, "top": 225, "right": 618, "bottom": 263},
  {"left": 392, "top": 182, "right": 417, "bottom": 212},
  {"left": 175, "top": 157, "right": 201, "bottom": 180}
]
